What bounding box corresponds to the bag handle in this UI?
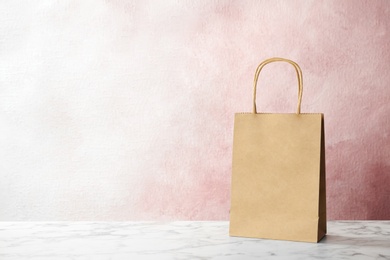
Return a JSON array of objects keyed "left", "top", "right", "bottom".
[{"left": 253, "top": 57, "right": 303, "bottom": 114}]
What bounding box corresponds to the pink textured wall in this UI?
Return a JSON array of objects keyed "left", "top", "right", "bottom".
[{"left": 0, "top": 0, "right": 389, "bottom": 220}]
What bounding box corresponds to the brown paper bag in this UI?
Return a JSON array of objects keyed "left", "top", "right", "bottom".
[{"left": 229, "top": 57, "right": 326, "bottom": 243}]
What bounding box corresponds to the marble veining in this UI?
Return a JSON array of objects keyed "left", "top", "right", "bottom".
[{"left": 0, "top": 221, "right": 389, "bottom": 259}]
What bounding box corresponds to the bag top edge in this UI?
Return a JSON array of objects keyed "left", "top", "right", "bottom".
[{"left": 235, "top": 113, "right": 324, "bottom": 115}]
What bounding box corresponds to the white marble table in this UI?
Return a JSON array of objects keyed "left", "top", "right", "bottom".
[{"left": 0, "top": 221, "right": 389, "bottom": 259}]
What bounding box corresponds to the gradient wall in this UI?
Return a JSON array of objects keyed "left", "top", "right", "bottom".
[{"left": 1, "top": 0, "right": 389, "bottom": 220}]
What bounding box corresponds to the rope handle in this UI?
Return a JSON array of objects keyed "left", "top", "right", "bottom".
[{"left": 253, "top": 57, "right": 303, "bottom": 114}]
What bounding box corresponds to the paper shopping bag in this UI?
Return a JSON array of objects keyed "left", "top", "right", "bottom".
[{"left": 229, "top": 57, "right": 326, "bottom": 243}]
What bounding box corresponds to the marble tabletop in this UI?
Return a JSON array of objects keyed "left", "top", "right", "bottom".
[{"left": 0, "top": 221, "right": 389, "bottom": 260}]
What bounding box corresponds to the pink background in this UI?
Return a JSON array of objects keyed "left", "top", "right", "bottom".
[{"left": 0, "top": 0, "right": 389, "bottom": 220}]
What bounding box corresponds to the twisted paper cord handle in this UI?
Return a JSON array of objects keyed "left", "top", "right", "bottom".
[{"left": 253, "top": 57, "right": 303, "bottom": 114}]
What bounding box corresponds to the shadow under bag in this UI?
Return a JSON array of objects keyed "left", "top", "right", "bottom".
[{"left": 229, "top": 57, "right": 326, "bottom": 243}]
